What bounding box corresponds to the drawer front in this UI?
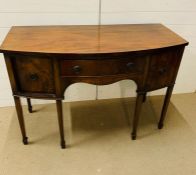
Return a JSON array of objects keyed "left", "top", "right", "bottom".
[
  {"left": 60, "top": 57, "right": 146, "bottom": 77},
  {"left": 13, "top": 56, "right": 54, "bottom": 93},
  {"left": 146, "top": 50, "right": 180, "bottom": 90}
]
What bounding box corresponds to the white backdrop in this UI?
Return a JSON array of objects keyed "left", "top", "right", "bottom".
[{"left": 0, "top": 0, "right": 196, "bottom": 107}]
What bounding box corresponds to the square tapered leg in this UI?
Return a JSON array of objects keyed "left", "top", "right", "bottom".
[
  {"left": 158, "top": 85, "right": 174, "bottom": 129},
  {"left": 14, "top": 96, "right": 28, "bottom": 145},
  {"left": 56, "top": 100, "right": 66, "bottom": 149},
  {"left": 131, "top": 92, "right": 144, "bottom": 140}
]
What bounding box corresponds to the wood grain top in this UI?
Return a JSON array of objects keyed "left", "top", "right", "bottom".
[{"left": 0, "top": 24, "right": 188, "bottom": 54}]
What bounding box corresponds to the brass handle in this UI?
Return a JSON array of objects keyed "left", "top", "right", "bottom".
[
  {"left": 126, "top": 62, "right": 134, "bottom": 70},
  {"left": 73, "top": 65, "right": 82, "bottom": 74},
  {"left": 29, "top": 73, "right": 39, "bottom": 81},
  {"left": 158, "top": 67, "right": 167, "bottom": 75}
]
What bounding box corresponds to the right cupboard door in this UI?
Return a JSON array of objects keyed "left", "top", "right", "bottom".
[{"left": 145, "top": 47, "right": 185, "bottom": 91}]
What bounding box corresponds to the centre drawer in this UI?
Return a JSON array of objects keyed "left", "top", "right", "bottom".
[{"left": 60, "top": 57, "right": 145, "bottom": 77}]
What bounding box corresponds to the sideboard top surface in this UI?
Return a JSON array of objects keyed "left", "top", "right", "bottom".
[{"left": 0, "top": 24, "right": 188, "bottom": 54}]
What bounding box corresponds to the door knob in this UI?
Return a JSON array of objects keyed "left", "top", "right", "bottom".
[
  {"left": 73, "top": 65, "right": 82, "bottom": 74},
  {"left": 29, "top": 73, "right": 39, "bottom": 81},
  {"left": 126, "top": 62, "right": 134, "bottom": 70}
]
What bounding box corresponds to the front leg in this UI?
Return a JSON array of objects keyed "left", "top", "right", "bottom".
[
  {"left": 158, "top": 85, "right": 174, "bottom": 129},
  {"left": 14, "top": 96, "right": 28, "bottom": 145},
  {"left": 56, "top": 100, "right": 66, "bottom": 149},
  {"left": 131, "top": 91, "right": 145, "bottom": 140}
]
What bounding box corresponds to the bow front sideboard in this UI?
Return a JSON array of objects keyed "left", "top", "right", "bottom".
[{"left": 0, "top": 24, "right": 188, "bottom": 148}]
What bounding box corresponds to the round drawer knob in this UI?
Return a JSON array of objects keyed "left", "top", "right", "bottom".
[
  {"left": 158, "top": 67, "right": 167, "bottom": 75},
  {"left": 126, "top": 62, "right": 134, "bottom": 70},
  {"left": 73, "top": 65, "right": 82, "bottom": 74},
  {"left": 29, "top": 73, "right": 39, "bottom": 81}
]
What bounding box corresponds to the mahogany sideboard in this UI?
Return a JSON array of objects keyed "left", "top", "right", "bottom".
[{"left": 0, "top": 24, "right": 188, "bottom": 149}]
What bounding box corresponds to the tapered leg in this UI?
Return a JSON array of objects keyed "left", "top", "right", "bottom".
[
  {"left": 27, "top": 98, "right": 33, "bottom": 113},
  {"left": 56, "top": 100, "right": 66, "bottom": 149},
  {"left": 142, "top": 92, "right": 147, "bottom": 103},
  {"left": 131, "top": 92, "right": 144, "bottom": 140},
  {"left": 158, "top": 85, "right": 174, "bottom": 129},
  {"left": 14, "top": 96, "right": 28, "bottom": 145}
]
